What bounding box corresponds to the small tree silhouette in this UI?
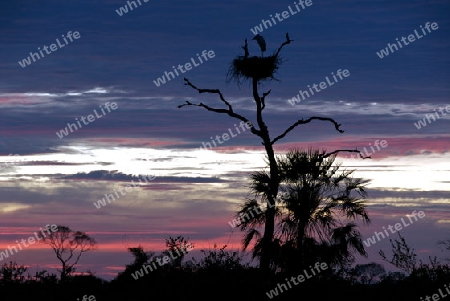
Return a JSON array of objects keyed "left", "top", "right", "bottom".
[
  {"left": 38, "top": 225, "right": 97, "bottom": 281},
  {"left": 379, "top": 232, "right": 417, "bottom": 274},
  {"left": 0, "top": 261, "right": 27, "bottom": 283},
  {"left": 192, "top": 244, "right": 246, "bottom": 272},
  {"left": 161, "top": 236, "right": 192, "bottom": 268}
]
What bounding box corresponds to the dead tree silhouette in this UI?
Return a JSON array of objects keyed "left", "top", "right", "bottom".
[{"left": 179, "top": 33, "right": 368, "bottom": 272}]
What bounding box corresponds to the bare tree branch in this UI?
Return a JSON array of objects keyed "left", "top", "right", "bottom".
[
  {"left": 180, "top": 78, "right": 262, "bottom": 137},
  {"left": 274, "top": 32, "right": 294, "bottom": 57},
  {"left": 183, "top": 78, "right": 233, "bottom": 112},
  {"left": 242, "top": 38, "right": 249, "bottom": 58},
  {"left": 323, "top": 149, "right": 371, "bottom": 159},
  {"left": 261, "top": 89, "right": 271, "bottom": 110},
  {"left": 271, "top": 117, "right": 344, "bottom": 145}
]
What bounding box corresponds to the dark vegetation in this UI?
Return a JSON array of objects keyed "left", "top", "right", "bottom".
[{"left": 1, "top": 233, "right": 449, "bottom": 300}]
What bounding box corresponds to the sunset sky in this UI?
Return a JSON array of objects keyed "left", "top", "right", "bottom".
[{"left": 0, "top": 0, "right": 449, "bottom": 280}]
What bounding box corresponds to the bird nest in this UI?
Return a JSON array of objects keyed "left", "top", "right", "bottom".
[{"left": 227, "top": 54, "right": 281, "bottom": 84}]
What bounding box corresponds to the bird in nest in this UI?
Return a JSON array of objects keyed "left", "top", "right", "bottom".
[{"left": 252, "top": 34, "right": 266, "bottom": 57}]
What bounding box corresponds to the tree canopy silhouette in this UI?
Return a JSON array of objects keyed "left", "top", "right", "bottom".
[
  {"left": 37, "top": 225, "right": 97, "bottom": 281},
  {"left": 237, "top": 148, "right": 370, "bottom": 272}
]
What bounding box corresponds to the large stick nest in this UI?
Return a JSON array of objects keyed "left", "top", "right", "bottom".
[{"left": 227, "top": 54, "right": 281, "bottom": 84}]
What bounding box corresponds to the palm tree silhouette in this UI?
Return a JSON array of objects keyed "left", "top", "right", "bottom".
[{"left": 237, "top": 148, "right": 370, "bottom": 272}]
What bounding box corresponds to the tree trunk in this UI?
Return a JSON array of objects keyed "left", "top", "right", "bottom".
[
  {"left": 61, "top": 262, "right": 67, "bottom": 282},
  {"left": 260, "top": 149, "right": 278, "bottom": 272},
  {"left": 252, "top": 77, "right": 279, "bottom": 272}
]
